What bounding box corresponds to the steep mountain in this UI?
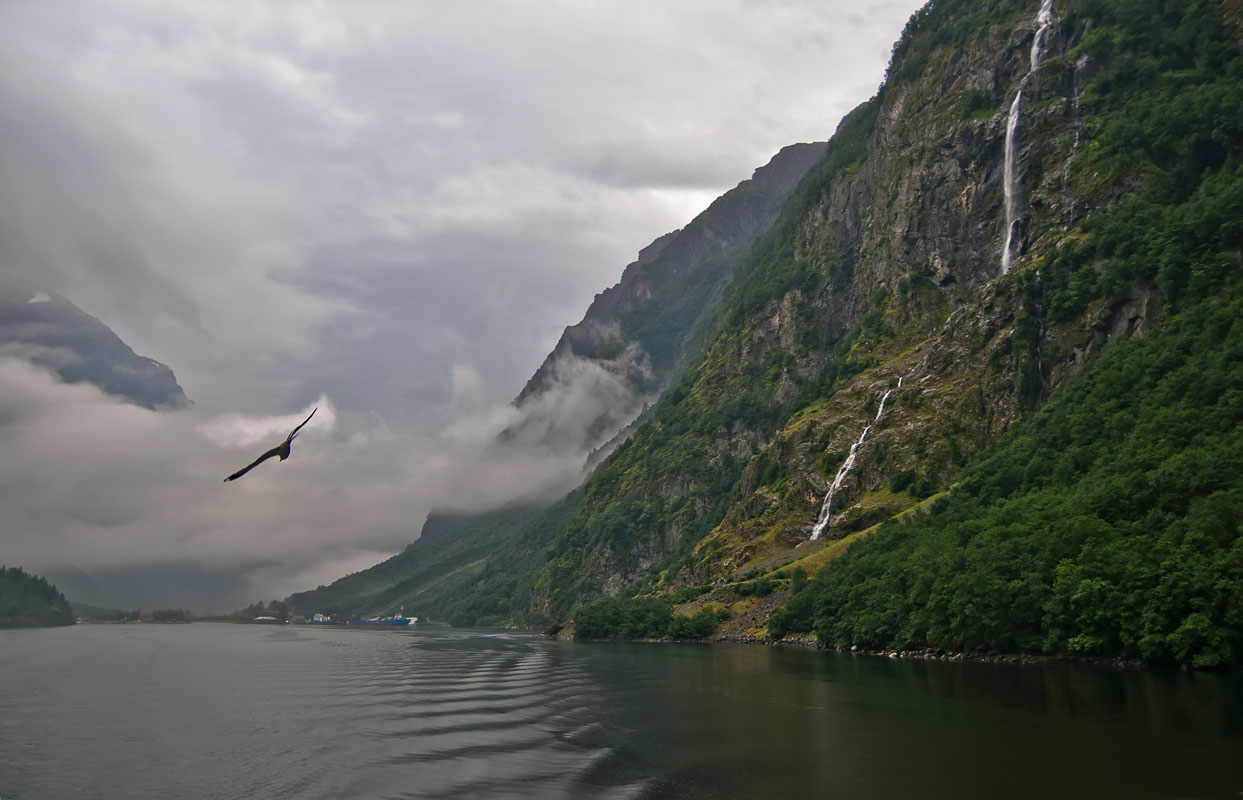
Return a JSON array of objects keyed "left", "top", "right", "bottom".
[
  {"left": 0, "top": 273, "right": 190, "bottom": 410},
  {"left": 297, "top": 0, "right": 1243, "bottom": 666},
  {"left": 505, "top": 141, "right": 827, "bottom": 454},
  {"left": 287, "top": 145, "right": 830, "bottom": 617},
  {"left": 286, "top": 504, "right": 545, "bottom": 619},
  {"left": 772, "top": 292, "right": 1243, "bottom": 666},
  {"left": 530, "top": 0, "right": 1243, "bottom": 662}
]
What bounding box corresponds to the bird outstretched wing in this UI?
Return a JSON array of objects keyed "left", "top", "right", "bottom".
[
  {"left": 224, "top": 446, "right": 283, "bottom": 482},
  {"left": 287, "top": 407, "right": 318, "bottom": 441}
]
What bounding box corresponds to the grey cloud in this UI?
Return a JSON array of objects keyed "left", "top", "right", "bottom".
[
  {"left": 0, "top": 342, "right": 81, "bottom": 370},
  {"left": 501, "top": 333, "right": 653, "bottom": 454},
  {"left": 0, "top": 359, "right": 600, "bottom": 611},
  {"left": 573, "top": 142, "right": 744, "bottom": 191},
  {"left": 1, "top": 0, "right": 924, "bottom": 422},
  {"left": 0, "top": 10, "right": 350, "bottom": 413}
]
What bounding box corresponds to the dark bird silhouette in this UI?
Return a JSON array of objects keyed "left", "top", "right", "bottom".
[{"left": 224, "top": 408, "right": 317, "bottom": 482}]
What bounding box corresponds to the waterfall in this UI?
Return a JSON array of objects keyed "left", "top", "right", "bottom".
[
  {"left": 874, "top": 378, "right": 900, "bottom": 420},
  {"left": 810, "top": 378, "right": 902, "bottom": 541},
  {"left": 1063, "top": 53, "right": 1089, "bottom": 225},
  {"left": 1001, "top": 0, "right": 1056, "bottom": 274},
  {"left": 1000, "top": 92, "right": 1024, "bottom": 273},
  {"left": 808, "top": 426, "right": 869, "bottom": 541}
]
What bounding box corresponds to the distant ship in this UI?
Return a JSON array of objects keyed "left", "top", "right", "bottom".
[
  {"left": 346, "top": 613, "right": 414, "bottom": 627},
  {"left": 310, "top": 613, "right": 334, "bottom": 625}
]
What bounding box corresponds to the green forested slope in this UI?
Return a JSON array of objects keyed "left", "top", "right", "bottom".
[
  {"left": 763, "top": 0, "right": 1243, "bottom": 667},
  {"left": 316, "top": 0, "right": 1243, "bottom": 663},
  {"left": 286, "top": 504, "right": 544, "bottom": 619},
  {"left": 372, "top": 104, "right": 884, "bottom": 626},
  {"left": 522, "top": 103, "right": 886, "bottom": 619},
  {"left": 0, "top": 566, "right": 74, "bottom": 628},
  {"left": 774, "top": 291, "right": 1243, "bottom": 666}
]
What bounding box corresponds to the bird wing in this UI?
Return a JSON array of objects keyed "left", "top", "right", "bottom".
[
  {"left": 287, "top": 407, "right": 318, "bottom": 442},
  {"left": 224, "top": 446, "right": 283, "bottom": 482}
]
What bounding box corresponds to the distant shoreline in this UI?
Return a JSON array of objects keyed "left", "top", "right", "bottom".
[{"left": 550, "top": 625, "right": 1223, "bottom": 672}]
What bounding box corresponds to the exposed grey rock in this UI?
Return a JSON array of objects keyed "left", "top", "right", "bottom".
[{"left": 508, "top": 142, "right": 828, "bottom": 453}]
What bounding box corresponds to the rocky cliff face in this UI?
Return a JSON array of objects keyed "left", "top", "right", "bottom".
[
  {"left": 524, "top": 0, "right": 1184, "bottom": 614},
  {"left": 0, "top": 273, "right": 189, "bottom": 410},
  {"left": 689, "top": 9, "right": 1079, "bottom": 575},
  {"left": 301, "top": 0, "right": 1240, "bottom": 630},
  {"left": 285, "top": 146, "right": 828, "bottom": 620},
  {"left": 507, "top": 142, "right": 827, "bottom": 453}
]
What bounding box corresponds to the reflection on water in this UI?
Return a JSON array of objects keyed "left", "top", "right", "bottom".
[{"left": 0, "top": 624, "right": 1239, "bottom": 798}]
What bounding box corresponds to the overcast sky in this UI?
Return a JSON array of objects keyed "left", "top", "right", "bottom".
[{"left": 0, "top": 0, "right": 925, "bottom": 612}]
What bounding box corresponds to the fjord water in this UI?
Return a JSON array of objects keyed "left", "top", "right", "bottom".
[{"left": 1, "top": 625, "right": 1239, "bottom": 799}]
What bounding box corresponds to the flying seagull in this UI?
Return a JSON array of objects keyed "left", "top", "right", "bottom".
[{"left": 224, "top": 408, "right": 317, "bottom": 483}]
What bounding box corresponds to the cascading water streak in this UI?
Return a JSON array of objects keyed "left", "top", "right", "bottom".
[
  {"left": 874, "top": 377, "right": 900, "bottom": 420},
  {"left": 1000, "top": 0, "right": 1056, "bottom": 274},
  {"left": 1063, "top": 53, "right": 1088, "bottom": 224},
  {"left": 809, "top": 378, "right": 902, "bottom": 541},
  {"left": 1001, "top": 92, "right": 1024, "bottom": 274},
  {"left": 809, "top": 426, "right": 870, "bottom": 541}
]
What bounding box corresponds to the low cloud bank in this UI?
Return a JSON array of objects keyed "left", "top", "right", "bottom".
[{"left": 0, "top": 358, "right": 612, "bottom": 611}]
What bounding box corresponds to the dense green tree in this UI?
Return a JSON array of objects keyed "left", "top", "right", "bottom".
[
  {"left": 573, "top": 596, "right": 725, "bottom": 641},
  {"left": 776, "top": 294, "right": 1243, "bottom": 666},
  {"left": 0, "top": 566, "right": 73, "bottom": 628}
]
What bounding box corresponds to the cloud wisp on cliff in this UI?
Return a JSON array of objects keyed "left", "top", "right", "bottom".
[
  {"left": 0, "top": 1, "right": 925, "bottom": 609},
  {"left": 0, "top": 357, "right": 613, "bottom": 610}
]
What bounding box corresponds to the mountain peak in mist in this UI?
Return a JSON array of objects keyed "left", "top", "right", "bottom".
[
  {"left": 0, "top": 273, "right": 190, "bottom": 410},
  {"left": 506, "top": 141, "right": 828, "bottom": 454}
]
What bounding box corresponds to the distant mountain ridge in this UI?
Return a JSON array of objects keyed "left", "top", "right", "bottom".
[
  {"left": 531, "top": 141, "right": 830, "bottom": 360},
  {"left": 287, "top": 143, "right": 830, "bottom": 618},
  {"left": 0, "top": 273, "right": 189, "bottom": 410},
  {"left": 507, "top": 142, "right": 827, "bottom": 453},
  {"left": 286, "top": 504, "right": 546, "bottom": 619}
]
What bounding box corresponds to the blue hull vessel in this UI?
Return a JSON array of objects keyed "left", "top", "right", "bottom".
[{"left": 346, "top": 615, "right": 412, "bottom": 627}]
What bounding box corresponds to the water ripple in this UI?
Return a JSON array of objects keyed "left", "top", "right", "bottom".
[{"left": 6, "top": 624, "right": 1229, "bottom": 799}]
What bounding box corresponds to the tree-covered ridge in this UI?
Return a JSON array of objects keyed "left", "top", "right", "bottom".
[
  {"left": 286, "top": 504, "right": 545, "bottom": 621},
  {"left": 1033, "top": 0, "right": 1243, "bottom": 319},
  {"left": 774, "top": 290, "right": 1243, "bottom": 666},
  {"left": 761, "top": 0, "right": 1243, "bottom": 667},
  {"left": 0, "top": 566, "right": 73, "bottom": 628},
  {"left": 376, "top": 102, "right": 889, "bottom": 628},
  {"left": 571, "top": 590, "right": 726, "bottom": 641},
  {"left": 523, "top": 102, "right": 887, "bottom": 618},
  {"left": 390, "top": 488, "right": 589, "bottom": 627},
  {"left": 567, "top": 0, "right": 1243, "bottom": 642}
]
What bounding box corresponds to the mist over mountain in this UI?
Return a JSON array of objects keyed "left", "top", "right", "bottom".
[
  {"left": 289, "top": 142, "right": 832, "bottom": 614},
  {"left": 0, "top": 273, "right": 189, "bottom": 410},
  {"left": 505, "top": 142, "right": 828, "bottom": 456}
]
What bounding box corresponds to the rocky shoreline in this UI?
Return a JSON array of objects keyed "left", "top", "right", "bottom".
[
  {"left": 556, "top": 623, "right": 1167, "bottom": 671},
  {"left": 551, "top": 586, "right": 1162, "bottom": 670},
  {"left": 712, "top": 635, "right": 1153, "bottom": 670}
]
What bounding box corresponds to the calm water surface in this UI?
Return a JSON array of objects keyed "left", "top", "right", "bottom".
[{"left": 1, "top": 624, "right": 1240, "bottom": 798}]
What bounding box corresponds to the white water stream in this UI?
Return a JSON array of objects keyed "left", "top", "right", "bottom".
[
  {"left": 1001, "top": 0, "right": 1056, "bottom": 273},
  {"left": 810, "top": 378, "right": 902, "bottom": 541}
]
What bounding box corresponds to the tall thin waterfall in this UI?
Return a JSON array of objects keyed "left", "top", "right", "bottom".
[
  {"left": 810, "top": 378, "right": 902, "bottom": 541},
  {"left": 1001, "top": 0, "right": 1056, "bottom": 273},
  {"left": 1062, "top": 53, "right": 1089, "bottom": 225}
]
